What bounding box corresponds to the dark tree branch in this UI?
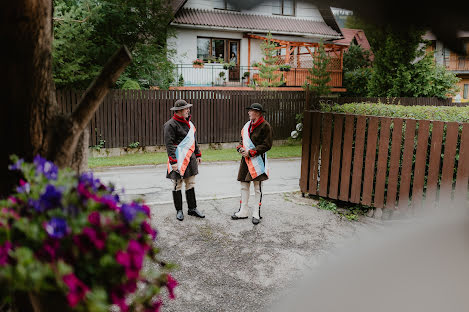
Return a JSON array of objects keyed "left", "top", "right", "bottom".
[{"left": 47, "top": 46, "right": 131, "bottom": 167}]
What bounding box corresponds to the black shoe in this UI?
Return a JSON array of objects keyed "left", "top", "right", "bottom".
[
  {"left": 231, "top": 213, "right": 248, "bottom": 220},
  {"left": 176, "top": 210, "right": 184, "bottom": 221},
  {"left": 188, "top": 208, "right": 205, "bottom": 218},
  {"left": 252, "top": 217, "right": 260, "bottom": 225}
]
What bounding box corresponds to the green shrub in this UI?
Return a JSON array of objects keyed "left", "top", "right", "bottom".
[
  {"left": 321, "top": 102, "right": 469, "bottom": 123},
  {"left": 121, "top": 79, "right": 141, "bottom": 90}
]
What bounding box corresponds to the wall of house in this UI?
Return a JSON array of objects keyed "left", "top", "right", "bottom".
[
  {"left": 456, "top": 75, "right": 469, "bottom": 101},
  {"left": 183, "top": 0, "right": 324, "bottom": 21}
]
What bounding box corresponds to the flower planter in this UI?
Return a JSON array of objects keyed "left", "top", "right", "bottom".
[{"left": 193, "top": 64, "right": 204, "bottom": 68}]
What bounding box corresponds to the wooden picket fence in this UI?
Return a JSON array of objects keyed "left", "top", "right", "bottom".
[
  {"left": 300, "top": 111, "right": 469, "bottom": 209},
  {"left": 56, "top": 89, "right": 305, "bottom": 148}
]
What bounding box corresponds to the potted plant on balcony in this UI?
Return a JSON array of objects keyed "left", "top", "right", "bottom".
[
  {"left": 192, "top": 59, "right": 204, "bottom": 68},
  {"left": 218, "top": 71, "right": 226, "bottom": 85},
  {"left": 279, "top": 64, "right": 291, "bottom": 72},
  {"left": 1, "top": 156, "right": 176, "bottom": 312}
]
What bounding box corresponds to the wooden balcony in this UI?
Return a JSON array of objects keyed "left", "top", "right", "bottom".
[{"left": 446, "top": 55, "right": 469, "bottom": 71}]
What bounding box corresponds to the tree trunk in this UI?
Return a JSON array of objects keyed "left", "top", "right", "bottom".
[
  {"left": 0, "top": 1, "right": 130, "bottom": 197},
  {"left": 0, "top": 0, "right": 57, "bottom": 196}
]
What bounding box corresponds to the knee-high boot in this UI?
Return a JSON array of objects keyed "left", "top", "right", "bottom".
[
  {"left": 232, "top": 182, "right": 250, "bottom": 219},
  {"left": 252, "top": 181, "right": 263, "bottom": 224},
  {"left": 172, "top": 190, "right": 184, "bottom": 221},
  {"left": 186, "top": 188, "right": 205, "bottom": 218}
]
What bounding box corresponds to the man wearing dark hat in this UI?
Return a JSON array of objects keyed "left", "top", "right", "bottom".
[
  {"left": 164, "top": 99, "right": 205, "bottom": 221},
  {"left": 232, "top": 103, "right": 273, "bottom": 224}
]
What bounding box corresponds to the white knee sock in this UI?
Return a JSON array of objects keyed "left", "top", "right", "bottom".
[{"left": 235, "top": 182, "right": 250, "bottom": 218}]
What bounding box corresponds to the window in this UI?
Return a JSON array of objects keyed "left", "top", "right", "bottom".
[
  {"left": 464, "top": 84, "right": 469, "bottom": 99},
  {"left": 273, "top": 0, "right": 295, "bottom": 16},
  {"left": 214, "top": 0, "right": 239, "bottom": 11},
  {"left": 197, "top": 37, "right": 240, "bottom": 63}
]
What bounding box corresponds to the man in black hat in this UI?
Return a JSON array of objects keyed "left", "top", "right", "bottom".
[
  {"left": 232, "top": 103, "right": 273, "bottom": 224},
  {"left": 164, "top": 99, "right": 205, "bottom": 221}
]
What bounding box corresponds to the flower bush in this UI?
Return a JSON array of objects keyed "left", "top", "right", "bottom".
[
  {"left": 0, "top": 156, "right": 176, "bottom": 312},
  {"left": 192, "top": 59, "right": 204, "bottom": 66}
]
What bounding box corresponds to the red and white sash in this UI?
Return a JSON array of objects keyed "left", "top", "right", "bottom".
[
  {"left": 241, "top": 121, "right": 269, "bottom": 179},
  {"left": 167, "top": 121, "right": 196, "bottom": 176}
]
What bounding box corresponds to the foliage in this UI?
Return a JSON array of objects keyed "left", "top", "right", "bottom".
[
  {"left": 343, "top": 67, "right": 373, "bottom": 97},
  {"left": 255, "top": 33, "right": 282, "bottom": 88},
  {"left": 1, "top": 156, "right": 175, "bottom": 311},
  {"left": 321, "top": 102, "right": 469, "bottom": 123},
  {"left": 317, "top": 198, "right": 364, "bottom": 221},
  {"left": 121, "top": 79, "right": 141, "bottom": 90},
  {"left": 343, "top": 44, "right": 372, "bottom": 72},
  {"left": 128, "top": 142, "right": 140, "bottom": 149},
  {"left": 304, "top": 41, "right": 331, "bottom": 96},
  {"left": 178, "top": 75, "right": 184, "bottom": 87},
  {"left": 52, "top": 0, "right": 175, "bottom": 90},
  {"left": 192, "top": 59, "right": 204, "bottom": 66}
]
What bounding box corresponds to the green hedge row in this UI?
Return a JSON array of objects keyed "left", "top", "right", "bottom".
[{"left": 321, "top": 103, "right": 469, "bottom": 123}]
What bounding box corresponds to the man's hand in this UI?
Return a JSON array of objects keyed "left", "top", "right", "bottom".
[
  {"left": 197, "top": 157, "right": 202, "bottom": 165},
  {"left": 241, "top": 150, "right": 249, "bottom": 158},
  {"left": 238, "top": 147, "right": 245, "bottom": 153},
  {"left": 171, "top": 163, "right": 178, "bottom": 171}
]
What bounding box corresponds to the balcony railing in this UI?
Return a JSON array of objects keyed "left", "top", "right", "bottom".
[
  {"left": 173, "top": 64, "right": 343, "bottom": 88},
  {"left": 446, "top": 55, "right": 469, "bottom": 71}
]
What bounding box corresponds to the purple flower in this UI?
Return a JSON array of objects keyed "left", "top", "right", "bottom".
[
  {"left": 33, "top": 155, "right": 58, "bottom": 180},
  {"left": 79, "top": 172, "right": 102, "bottom": 191},
  {"left": 121, "top": 203, "right": 148, "bottom": 223},
  {"left": 0, "top": 242, "right": 12, "bottom": 266},
  {"left": 45, "top": 217, "right": 68, "bottom": 239},
  {"left": 38, "top": 184, "right": 63, "bottom": 211},
  {"left": 28, "top": 199, "right": 41, "bottom": 212},
  {"left": 98, "top": 194, "right": 119, "bottom": 210},
  {"left": 63, "top": 273, "right": 90, "bottom": 307},
  {"left": 8, "top": 159, "right": 23, "bottom": 171},
  {"left": 16, "top": 179, "right": 30, "bottom": 194}
]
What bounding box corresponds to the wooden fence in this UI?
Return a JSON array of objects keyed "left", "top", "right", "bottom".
[
  {"left": 56, "top": 89, "right": 305, "bottom": 148},
  {"left": 300, "top": 111, "right": 469, "bottom": 209}
]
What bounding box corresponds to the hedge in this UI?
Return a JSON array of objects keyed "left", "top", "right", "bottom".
[{"left": 321, "top": 103, "right": 469, "bottom": 123}]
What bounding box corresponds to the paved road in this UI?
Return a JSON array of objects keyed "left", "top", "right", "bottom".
[{"left": 93, "top": 158, "right": 301, "bottom": 204}]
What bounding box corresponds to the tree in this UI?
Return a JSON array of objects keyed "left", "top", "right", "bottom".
[
  {"left": 0, "top": 1, "right": 131, "bottom": 196},
  {"left": 305, "top": 42, "right": 331, "bottom": 96},
  {"left": 367, "top": 26, "right": 459, "bottom": 97},
  {"left": 52, "top": 0, "right": 174, "bottom": 89},
  {"left": 342, "top": 44, "right": 372, "bottom": 97},
  {"left": 256, "top": 33, "right": 282, "bottom": 88}
]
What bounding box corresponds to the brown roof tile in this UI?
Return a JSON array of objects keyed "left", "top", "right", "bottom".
[{"left": 172, "top": 8, "right": 342, "bottom": 37}]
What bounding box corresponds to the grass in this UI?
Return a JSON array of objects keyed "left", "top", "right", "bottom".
[{"left": 88, "top": 144, "right": 301, "bottom": 169}]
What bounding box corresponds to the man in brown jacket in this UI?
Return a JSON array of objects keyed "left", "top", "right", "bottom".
[
  {"left": 164, "top": 99, "right": 205, "bottom": 221},
  {"left": 231, "top": 103, "right": 273, "bottom": 224}
]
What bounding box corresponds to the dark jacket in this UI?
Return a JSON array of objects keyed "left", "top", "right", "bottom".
[
  {"left": 164, "top": 114, "right": 201, "bottom": 180},
  {"left": 237, "top": 117, "right": 273, "bottom": 182}
]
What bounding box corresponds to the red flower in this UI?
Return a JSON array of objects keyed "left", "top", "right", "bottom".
[
  {"left": 62, "top": 273, "right": 90, "bottom": 307},
  {"left": 115, "top": 240, "right": 146, "bottom": 280},
  {"left": 141, "top": 221, "right": 157, "bottom": 240},
  {"left": 88, "top": 211, "right": 101, "bottom": 227}
]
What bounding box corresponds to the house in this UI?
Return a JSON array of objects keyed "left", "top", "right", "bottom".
[
  {"left": 333, "top": 28, "right": 374, "bottom": 61},
  {"left": 424, "top": 31, "right": 469, "bottom": 101},
  {"left": 168, "top": 0, "right": 346, "bottom": 90}
]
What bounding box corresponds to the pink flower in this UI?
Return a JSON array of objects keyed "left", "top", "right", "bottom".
[
  {"left": 39, "top": 239, "right": 60, "bottom": 261},
  {"left": 82, "top": 227, "right": 106, "bottom": 250},
  {"left": 145, "top": 298, "right": 163, "bottom": 312},
  {"left": 62, "top": 273, "right": 90, "bottom": 307},
  {"left": 115, "top": 240, "right": 146, "bottom": 280},
  {"left": 166, "top": 274, "right": 178, "bottom": 299},
  {"left": 8, "top": 196, "right": 17, "bottom": 204},
  {"left": 141, "top": 221, "right": 157, "bottom": 240},
  {"left": 110, "top": 280, "right": 137, "bottom": 312},
  {"left": 88, "top": 211, "right": 101, "bottom": 227},
  {"left": 0, "top": 242, "right": 12, "bottom": 266}
]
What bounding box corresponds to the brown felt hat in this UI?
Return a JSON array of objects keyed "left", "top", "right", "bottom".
[{"left": 170, "top": 99, "right": 193, "bottom": 111}]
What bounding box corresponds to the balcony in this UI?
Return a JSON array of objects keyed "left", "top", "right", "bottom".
[
  {"left": 172, "top": 63, "right": 343, "bottom": 89},
  {"left": 446, "top": 55, "right": 469, "bottom": 72}
]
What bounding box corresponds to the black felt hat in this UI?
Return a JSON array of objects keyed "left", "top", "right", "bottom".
[{"left": 245, "top": 103, "right": 266, "bottom": 113}]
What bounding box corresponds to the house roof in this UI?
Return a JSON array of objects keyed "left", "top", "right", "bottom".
[
  {"left": 172, "top": 8, "right": 342, "bottom": 38},
  {"left": 334, "top": 28, "right": 371, "bottom": 50},
  {"left": 171, "top": 0, "right": 188, "bottom": 15}
]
